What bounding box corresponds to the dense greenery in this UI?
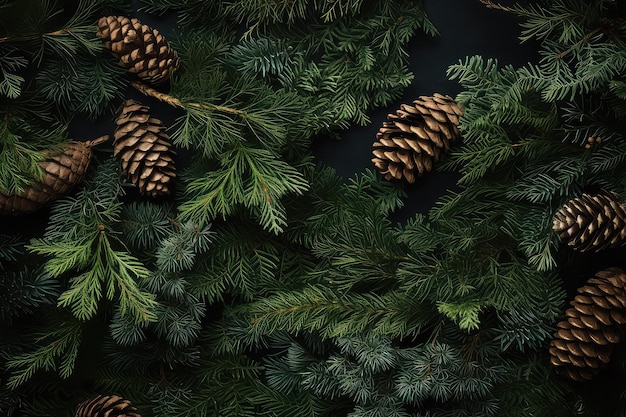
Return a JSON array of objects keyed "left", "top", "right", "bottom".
[{"left": 1, "top": 0, "right": 625, "bottom": 416}]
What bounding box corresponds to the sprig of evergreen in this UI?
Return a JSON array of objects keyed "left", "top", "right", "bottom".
[
  {"left": 28, "top": 159, "right": 158, "bottom": 323},
  {"left": 4, "top": 317, "right": 82, "bottom": 389}
]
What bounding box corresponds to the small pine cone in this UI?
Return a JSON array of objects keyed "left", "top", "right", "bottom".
[
  {"left": 549, "top": 267, "right": 626, "bottom": 382},
  {"left": 372, "top": 93, "right": 462, "bottom": 183},
  {"left": 553, "top": 192, "right": 626, "bottom": 252},
  {"left": 96, "top": 16, "right": 180, "bottom": 85},
  {"left": 113, "top": 99, "right": 176, "bottom": 197},
  {"left": 0, "top": 136, "right": 108, "bottom": 215},
  {"left": 75, "top": 394, "right": 140, "bottom": 417}
]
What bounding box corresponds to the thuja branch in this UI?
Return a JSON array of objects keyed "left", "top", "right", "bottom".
[{"left": 130, "top": 81, "right": 249, "bottom": 118}]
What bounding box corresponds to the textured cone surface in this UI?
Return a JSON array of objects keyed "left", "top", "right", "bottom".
[
  {"left": 372, "top": 93, "right": 462, "bottom": 183},
  {"left": 0, "top": 140, "right": 99, "bottom": 215},
  {"left": 75, "top": 395, "right": 140, "bottom": 417},
  {"left": 96, "top": 16, "right": 179, "bottom": 85},
  {"left": 553, "top": 192, "right": 626, "bottom": 252},
  {"left": 114, "top": 99, "right": 176, "bottom": 197},
  {"left": 549, "top": 267, "right": 626, "bottom": 381}
]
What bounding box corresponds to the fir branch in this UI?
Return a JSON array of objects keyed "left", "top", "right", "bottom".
[
  {"left": 0, "top": 267, "right": 58, "bottom": 321},
  {"left": 244, "top": 285, "right": 438, "bottom": 339},
  {"left": 0, "top": 0, "right": 104, "bottom": 64},
  {"left": 121, "top": 202, "right": 173, "bottom": 250},
  {"left": 36, "top": 51, "right": 127, "bottom": 119},
  {"left": 30, "top": 231, "right": 158, "bottom": 323},
  {"left": 5, "top": 319, "right": 82, "bottom": 388},
  {"left": 156, "top": 221, "right": 214, "bottom": 273},
  {"left": 27, "top": 159, "right": 158, "bottom": 323},
  {"left": 0, "top": 118, "right": 66, "bottom": 194},
  {"left": 179, "top": 144, "right": 309, "bottom": 234},
  {"left": 0, "top": 47, "right": 27, "bottom": 99},
  {"left": 0, "top": 233, "right": 25, "bottom": 266}
]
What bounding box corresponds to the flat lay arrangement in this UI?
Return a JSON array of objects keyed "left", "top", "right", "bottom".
[{"left": 1, "top": 1, "right": 625, "bottom": 416}]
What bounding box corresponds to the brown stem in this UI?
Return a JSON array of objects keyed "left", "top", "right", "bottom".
[
  {"left": 85, "top": 135, "right": 110, "bottom": 148},
  {"left": 130, "top": 81, "right": 249, "bottom": 118},
  {"left": 0, "top": 28, "right": 71, "bottom": 43},
  {"left": 479, "top": 0, "right": 514, "bottom": 12}
]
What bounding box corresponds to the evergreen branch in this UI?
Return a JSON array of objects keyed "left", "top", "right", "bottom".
[
  {"left": 245, "top": 286, "right": 437, "bottom": 339},
  {"left": 478, "top": 0, "right": 514, "bottom": 13},
  {"left": 5, "top": 319, "right": 82, "bottom": 388},
  {"left": 180, "top": 144, "right": 309, "bottom": 234},
  {"left": 131, "top": 80, "right": 248, "bottom": 117},
  {"left": 0, "top": 118, "right": 67, "bottom": 194},
  {"left": 0, "top": 47, "right": 27, "bottom": 98},
  {"left": 0, "top": 0, "right": 103, "bottom": 63}
]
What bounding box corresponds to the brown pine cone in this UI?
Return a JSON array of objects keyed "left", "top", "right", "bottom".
[
  {"left": 0, "top": 136, "right": 108, "bottom": 215},
  {"left": 75, "top": 394, "right": 140, "bottom": 417},
  {"left": 553, "top": 192, "right": 626, "bottom": 252},
  {"left": 549, "top": 267, "right": 626, "bottom": 381},
  {"left": 113, "top": 99, "right": 176, "bottom": 197},
  {"left": 96, "top": 16, "right": 180, "bottom": 85},
  {"left": 372, "top": 93, "right": 462, "bottom": 183}
]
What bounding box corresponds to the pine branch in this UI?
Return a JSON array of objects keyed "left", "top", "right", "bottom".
[
  {"left": 27, "top": 159, "right": 158, "bottom": 323},
  {"left": 179, "top": 144, "right": 309, "bottom": 234},
  {"left": 5, "top": 319, "right": 82, "bottom": 388},
  {"left": 0, "top": 0, "right": 104, "bottom": 64},
  {"left": 244, "top": 285, "right": 438, "bottom": 339},
  {"left": 0, "top": 117, "right": 67, "bottom": 194}
]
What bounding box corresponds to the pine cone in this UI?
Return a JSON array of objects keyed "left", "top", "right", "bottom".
[
  {"left": 0, "top": 136, "right": 108, "bottom": 215},
  {"left": 75, "top": 394, "right": 140, "bottom": 417},
  {"left": 372, "top": 93, "right": 462, "bottom": 183},
  {"left": 549, "top": 267, "right": 626, "bottom": 381},
  {"left": 96, "top": 16, "right": 180, "bottom": 85},
  {"left": 113, "top": 99, "right": 176, "bottom": 197},
  {"left": 553, "top": 192, "right": 626, "bottom": 252}
]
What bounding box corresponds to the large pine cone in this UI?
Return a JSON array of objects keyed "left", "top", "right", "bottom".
[
  {"left": 113, "top": 99, "right": 176, "bottom": 197},
  {"left": 96, "top": 16, "right": 180, "bottom": 85},
  {"left": 75, "top": 394, "right": 140, "bottom": 417},
  {"left": 549, "top": 267, "right": 626, "bottom": 381},
  {"left": 372, "top": 93, "right": 462, "bottom": 183},
  {"left": 553, "top": 192, "right": 626, "bottom": 252},
  {"left": 0, "top": 136, "right": 107, "bottom": 215}
]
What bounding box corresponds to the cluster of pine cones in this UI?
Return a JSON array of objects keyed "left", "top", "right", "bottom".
[{"left": 0, "top": 16, "right": 178, "bottom": 215}]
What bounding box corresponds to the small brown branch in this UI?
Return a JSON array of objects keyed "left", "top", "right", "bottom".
[
  {"left": 479, "top": 0, "right": 514, "bottom": 12},
  {"left": 0, "top": 28, "right": 71, "bottom": 43},
  {"left": 130, "top": 81, "right": 184, "bottom": 109},
  {"left": 130, "top": 81, "right": 249, "bottom": 118},
  {"left": 85, "top": 135, "right": 110, "bottom": 148},
  {"left": 555, "top": 26, "right": 604, "bottom": 59}
]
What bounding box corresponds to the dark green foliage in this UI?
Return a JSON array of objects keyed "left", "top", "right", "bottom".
[{"left": 2, "top": 0, "right": 626, "bottom": 416}]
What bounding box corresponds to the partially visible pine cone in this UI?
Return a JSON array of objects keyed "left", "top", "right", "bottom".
[
  {"left": 549, "top": 267, "right": 626, "bottom": 382},
  {"left": 0, "top": 136, "right": 108, "bottom": 215},
  {"left": 96, "top": 16, "right": 179, "bottom": 85},
  {"left": 372, "top": 93, "right": 462, "bottom": 183},
  {"left": 113, "top": 99, "right": 176, "bottom": 197},
  {"left": 553, "top": 192, "right": 626, "bottom": 252},
  {"left": 75, "top": 394, "right": 140, "bottom": 417}
]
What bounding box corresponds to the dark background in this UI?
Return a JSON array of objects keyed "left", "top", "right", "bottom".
[{"left": 8, "top": 1, "right": 625, "bottom": 413}]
